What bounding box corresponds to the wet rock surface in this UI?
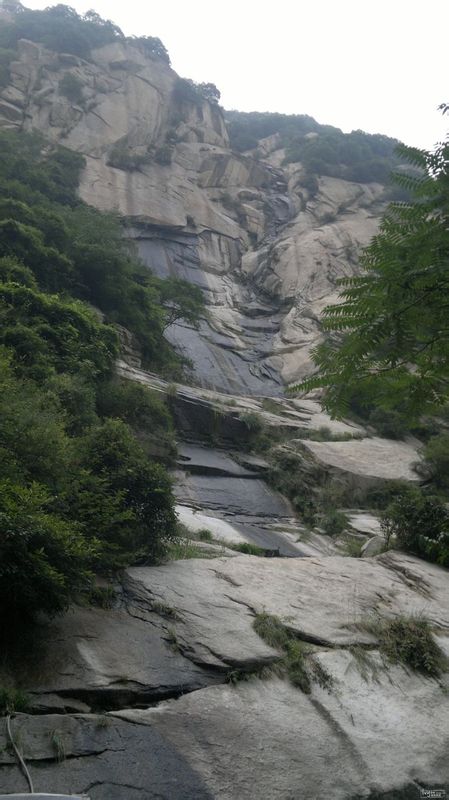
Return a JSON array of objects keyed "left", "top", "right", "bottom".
[
  {"left": 174, "top": 443, "right": 304, "bottom": 556},
  {"left": 0, "top": 713, "right": 214, "bottom": 799}
]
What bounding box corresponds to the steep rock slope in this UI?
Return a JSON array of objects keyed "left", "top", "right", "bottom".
[{"left": 0, "top": 36, "right": 386, "bottom": 392}]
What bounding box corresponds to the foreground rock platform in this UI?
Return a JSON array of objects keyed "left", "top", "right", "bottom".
[{"left": 0, "top": 552, "right": 447, "bottom": 800}]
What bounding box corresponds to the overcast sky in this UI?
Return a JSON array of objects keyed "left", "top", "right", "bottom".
[{"left": 24, "top": 0, "right": 448, "bottom": 150}]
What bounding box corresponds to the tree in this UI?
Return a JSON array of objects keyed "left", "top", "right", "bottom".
[
  {"left": 172, "top": 77, "right": 221, "bottom": 108},
  {"left": 197, "top": 82, "right": 221, "bottom": 104},
  {"left": 156, "top": 277, "right": 205, "bottom": 331},
  {"left": 295, "top": 116, "right": 449, "bottom": 418},
  {"left": 129, "top": 35, "right": 170, "bottom": 65},
  {"left": 381, "top": 486, "right": 449, "bottom": 567},
  {"left": 67, "top": 419, "right": 178, "bottom": 567},
  {"left": 0, "top": 481, "right": 95, "bottom": 625}
]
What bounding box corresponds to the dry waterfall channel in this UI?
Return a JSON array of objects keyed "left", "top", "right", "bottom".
[{"left": 0, "top": 33, "right": 448, "bottom": 800}]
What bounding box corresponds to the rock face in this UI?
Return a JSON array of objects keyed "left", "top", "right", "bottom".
[
  {"left": 0, "top": 37, "right": 387, "bottom": 392},
  {"left": 1, "top": 552, "right": 448, "bottom": 799}
]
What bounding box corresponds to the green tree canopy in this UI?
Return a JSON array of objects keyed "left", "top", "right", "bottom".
[
  {"left": 0, "top": 127, "right": 188, "bottom": 630},
  {"left": 0, "top": 3, "right": 171, "bottom": 63},
  {"left": 294, "top": 125, "right": 449, "bottom": 418}
]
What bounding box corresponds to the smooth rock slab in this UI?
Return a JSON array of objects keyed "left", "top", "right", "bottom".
[
  {"left": 124, "top": 566, "right": 279, "bottom": 670},
  {"left": 1, "top": 663, "right": 448, "bottom": 800},
  {"left": 128, "top": 551, "right": 449, "bottom": 658},
  {"left": 349, "top": 512, "right": 382, "bottom": 536},
  {"left": 176, "top": 504, "right": 247, "bottom": 544},
  {"left": 116, "top": 658, "right": 449, "bottom": 800},
  {"left": 15, "top": 603, "right": 217, "bottom": 712},
  {"left": 298, "top": 436, "right": 421, "bottom": 484},
  {"left": 177, "top": 443, "right": 259, "bottom": 478}
]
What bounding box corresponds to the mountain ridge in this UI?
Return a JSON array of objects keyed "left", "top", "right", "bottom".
[{"left": 0, "top": 23, "right": 393, "bottom": 392}]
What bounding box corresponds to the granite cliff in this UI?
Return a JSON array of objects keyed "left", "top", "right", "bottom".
[{"left": 0, "top": 34, "right": 386, "bottom": 392}]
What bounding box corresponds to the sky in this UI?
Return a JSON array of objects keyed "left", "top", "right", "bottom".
[{"left": 23, "top": 0, "right": 448, "bottom": 150}]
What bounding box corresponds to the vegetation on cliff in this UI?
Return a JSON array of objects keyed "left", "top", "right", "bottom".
[
  {"left": 226, "top": 109, "right": 402, "bottom": 184},
  {"left": 0, "top": 4, "right": 170, "bottom": 63},
  {"left": 0, "top": 127, "right": 204, "bottom": 631}
]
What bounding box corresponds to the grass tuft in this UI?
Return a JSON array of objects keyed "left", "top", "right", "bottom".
[
  {"left": 253, "top": 612, "right": 333, "bottom": 693},
  {"left": 0, "top": 687, "right": 29, "bottom": 715},
  {"left": 230, "top": 542, "right": 266, "bottom": 556},
  {"left": 366, "top": 615, "right": 447, "bottom": 677}
]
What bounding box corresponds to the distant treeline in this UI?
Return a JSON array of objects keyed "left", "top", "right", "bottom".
[{"left": 226, "top": 110, "right": 403, "bottom": 184}]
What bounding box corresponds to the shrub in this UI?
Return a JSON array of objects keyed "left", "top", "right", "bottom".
[
  {"left": 97, "top": 377, "right": 176, "bottom": 461},
  {"left": 172, "top": 77, "right": 220, "bottom": 108},
  {"left": 0, "top": 127, "right": 190, "bottom": 636},
  {"left": 127, "top": 35, "right": 170, "bottom": 64},
  {"left": 420, "top": 433, "right": 449, "bottom": 491},
  {"left": 197, "top": 528, "right": 213, "bottom": 542},
  {"left": 0, "top": 5, "right": 124, "bottom": 58},
  {"left": 342, "top": 537, "right": 363, "bottom": 557},
  {"left": 0, "top": 47, "right": 16, "bottom": 89},
  {"left": 0, "top": 481, "right": 95, "bottom": 625},
  {"left": 0, "top": 282, "right": 119, "bottom": 382},
  {"left": 367, "top": 407, "right": 408, "bottom": 439},
  {"left": 48, "top": 373, "right": 98, "bottom": 435},
  {"left": 165, "top": 538, "right": 207, "bottom": 561},
  {"left": 59, "top": 72, "right": 84, "bottom": 105},
  {"left": 107, "top": 142, "right": 151, "bottom": 171},
  {"left": 253, "top": 612, "right": 333, "bottom": 693},
  {"left": 69, "top": 419, "right": 178, "bottom": 567},
  {"left": 87, "top": 585, "right": 117, "bottom": 609},
  {"left": 320, "top": 509, "right": 349, "bottom": 537},
  {"left": 239, "top": 411, "right": 265, "bottom": 434},
  {"left": 96, "top": 378, "right": 172, "bottom": 432},
  {"left": 0, "top": 256, "right": 37, "bottom": 288},
  {"left": 0, "top": 688, "right": 29, "bottom": 715},
  {"left": 381, "top": 487, "right": 449, "bottom": 567},
  {"left": 267, "top": 448, "right": 319, "bottom": 524}
]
